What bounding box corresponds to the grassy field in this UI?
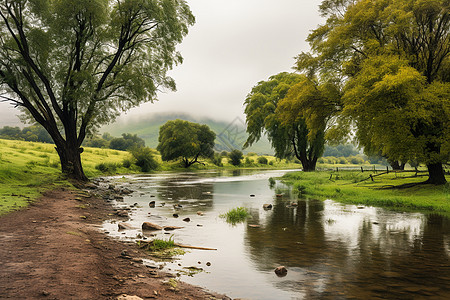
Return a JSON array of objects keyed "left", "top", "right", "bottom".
[
  {"left": 0, "top": 139, "right": 133, "bottom": 215},
  {"left": 282, "top": 169, "right": 450, "bottom": 215}
]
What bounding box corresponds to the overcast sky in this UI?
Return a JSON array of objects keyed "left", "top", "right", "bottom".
[{"left": 0, "top": 0, "right": 324, "bottom": 127}]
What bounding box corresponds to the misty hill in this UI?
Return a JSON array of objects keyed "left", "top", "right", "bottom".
[{"left": 101, "top": 113, "right": 274, "bottom": 155}]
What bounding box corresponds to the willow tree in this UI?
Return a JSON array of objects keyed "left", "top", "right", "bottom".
[
  {"left": 243, "top": 72, "right": 339, "bottom": 171},
  {"left": 305, "top": 0, "right": 449, "bottom": 184},
  {"left": 0, "top": 0, "right": 194, "bottom": 180}
]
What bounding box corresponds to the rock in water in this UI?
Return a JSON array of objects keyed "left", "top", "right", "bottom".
[
  {"left": 263, "top": 204, "right": 273, "bottom": 210},
  {"left": 274, "top": 266, "right": 288, "bottom": 277},
  {"left": 142, "top": 222, "right": 162, "bottom": 231},
  {"left": 149, "top": 201, "right": 156, "bottom": 208},
  {"left": 183, "top": 217, "right": 191, "bottom": 222},
  {"left": 163, "top": 226, "right": 184, "bottom": 231},
  {"left": 118, "top": 222, "right": 134, "bottom": 230}
]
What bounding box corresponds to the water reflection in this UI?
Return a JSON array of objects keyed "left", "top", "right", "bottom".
[
  {"left": 104, "top": 170, "right": 450, "bottom": 299},
  {"left": 245, "top": 197, "right": 450, "bottom": 299}
]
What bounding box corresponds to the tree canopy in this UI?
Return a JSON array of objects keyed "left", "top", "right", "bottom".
[
  {"left": 299, "top": 0, "right": 449, "bottom": 183},
  {"left": 0, "top": 0, "right": 195, "bottom": 180},
  {"left": 157, "top": 119, "right": 215, "bottom": 168},
  {"left": 244, "top": 72, "right": 340, "bottom": 171}
]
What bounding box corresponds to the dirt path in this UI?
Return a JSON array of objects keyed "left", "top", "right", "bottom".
[{"left": 0, "top": 188, "right": 227, "bottom": 300}]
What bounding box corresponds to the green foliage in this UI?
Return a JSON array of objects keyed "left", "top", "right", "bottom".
[
  {"left": 303, "top": 0, "right": 449, "bottom": 183},
  {"left": 129, "top": 146, "right": 159, "bottom": 172},
  {"left": 109, "top": 133, "right": 145, "bottom": 151},
  {"left": 157, "top": 120, "right": 216, "bottom": 168},
  {"left": 257, "top": 156, "right": 268, "bottom": 165},
  {"left": 323, "top": 144, "right": 359, "bottom": 157},
  {"left": 0, "top": 125, "right": 53, "bottom": 143},
  {"left": 228, "top": 149, "right": 243, "bottom": 166},
  {"left": 220, "top": 207, "right": 251, "bottom": 225},
  {"left": 212, "top": 153, "right": 223, "bottom": 167},
  {"left": 268, "top": 177, "right": 276, "bottom": 188},
  {"left": 0, "top": 0, "right": 195, "bottom": 180},
  {"left": 244, "top": 72, "right": 337, "bottom": 171},
  {"left": 95, "top": 162, "right": 119, "bottom": 173}
]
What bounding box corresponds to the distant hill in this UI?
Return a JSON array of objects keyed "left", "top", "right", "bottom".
[{"left": 101, "top": 113, "right": 274, "bottom": 155}]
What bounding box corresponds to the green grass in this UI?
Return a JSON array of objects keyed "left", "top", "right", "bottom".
[
  {"left": 220, "top": 207, "right": 251, "bottom": 225},
  {"left": 137, "top": 236, "right": 186, "bottom": 259},
  {"left": 0, "top": 138, "right": 133, "bottom": 215},
  {"left": 282, "top": 170, "right": 450, "bottom": 215}
]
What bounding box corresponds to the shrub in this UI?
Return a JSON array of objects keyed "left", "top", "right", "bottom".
[
  {"left": 247, "top": 152, "right": 257, "bottom": 156},
  {"left": 212, "top": 153, "right": 223, "bottom": 167},
  {"left": 122, "top": 159, "right": 132, "bottom": 168},
  {"left": 244, "top": 157, "right": 253, "bottom": 166},
  {"left": 228, "top": 149, "right": 243, "bottom": 166},
  {"left": 257, "top": 156, "right": 268, "bottom": 165},
  {"left": 338, "top": 157, "right": 348, "bottom": 164},
  {"left": 130, "top": 147, "right": 158, "bottom": 172},
  {"left": 95, "top": 162, "right": 119, "bottom": 173}
]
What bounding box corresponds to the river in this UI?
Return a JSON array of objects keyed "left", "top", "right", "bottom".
[{"left": 103, "top": 169, "right": 450, "bottom": 299}]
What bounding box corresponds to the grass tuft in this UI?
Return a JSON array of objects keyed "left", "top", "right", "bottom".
[{"left": 220, "top": 207, "right": 251, "bottom": 225}]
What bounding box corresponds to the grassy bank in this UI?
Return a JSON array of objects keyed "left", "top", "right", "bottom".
[
  {"left": 0, "top": 139, "right": 133, "bottom": 214},
  {"left": 282, "top": 170, "right": 450, "bottom": 214}
]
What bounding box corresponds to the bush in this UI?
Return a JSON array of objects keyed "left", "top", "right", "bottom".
[
  {"left": 338, "top": 157, "right": 348, "bottom": 164},
  {"left": 257, "top": 156, "right": 268, "bottom": 165},
  {"left": 95, "top": 162, "right": 119, "bottom": 173},
  {"left": 247, "top": 152, "right": 257, "bottom": 156},
  {"left": 228, "top": 149, "right": 243, "bottom": 166},
  {"left": 212, "top": 153, "right": 223, "bottom": 167},
  {"left": 349, "top": 155, "right": 365, "bottom": 164},
  {"left": 244, "top": 157, "right": 253, "bottom": 166},
  {"left": 130, "top": 147, "right": 159, "bottom": 172},
  {"left": 122, "top": 159, "right": 132, "bottom": 168}
]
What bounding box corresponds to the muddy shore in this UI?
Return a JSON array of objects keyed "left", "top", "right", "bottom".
[{"left": 0, "top": 185, "right": 228, "bottom": 300}]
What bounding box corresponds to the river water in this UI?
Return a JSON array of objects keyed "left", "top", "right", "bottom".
[{"left": 103, "top": 169, "right": 450, "bottom": 299}]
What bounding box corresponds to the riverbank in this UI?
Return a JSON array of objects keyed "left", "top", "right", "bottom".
[
  {"left": 282, "top": 170, "right": 450, "bottom": 215},
  {"left": 0, "top": 185, "right": 227, "bottom": 299}
]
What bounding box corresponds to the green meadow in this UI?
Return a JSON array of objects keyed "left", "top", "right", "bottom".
[
  {"left": 282, "top": 170, "right": 450, "bottom": 215},
  {"left": 0, "top": 139, "right": 132, "bottom": 215}
]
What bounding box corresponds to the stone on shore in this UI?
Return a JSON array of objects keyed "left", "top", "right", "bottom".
[{"left": 142, "top": 222, "right": 163, "bottom": 231}]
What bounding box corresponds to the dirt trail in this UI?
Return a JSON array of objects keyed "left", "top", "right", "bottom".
[{"left": 0, "top": 188, "right": 226, "bottom": 300}]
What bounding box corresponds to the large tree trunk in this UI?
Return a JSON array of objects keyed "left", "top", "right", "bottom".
[
  {"left": 388, "top": 159, "right": 406, "bottom": 170},
  {"left": 425, "top": 163, "right": 446, "bottom": 185},
  {"left": 55, "top": 141, "right": 88, "bottom": 181},
  {"left": 299, "top": 156, "right": 318, "bottom": 172}
]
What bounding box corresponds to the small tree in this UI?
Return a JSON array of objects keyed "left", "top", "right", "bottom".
[
  {"left": 228, "top": 149, "right": 243, "bottom": 166},
  {"left": 157, "top": 120, "right": 215, "bottom": 168}
]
